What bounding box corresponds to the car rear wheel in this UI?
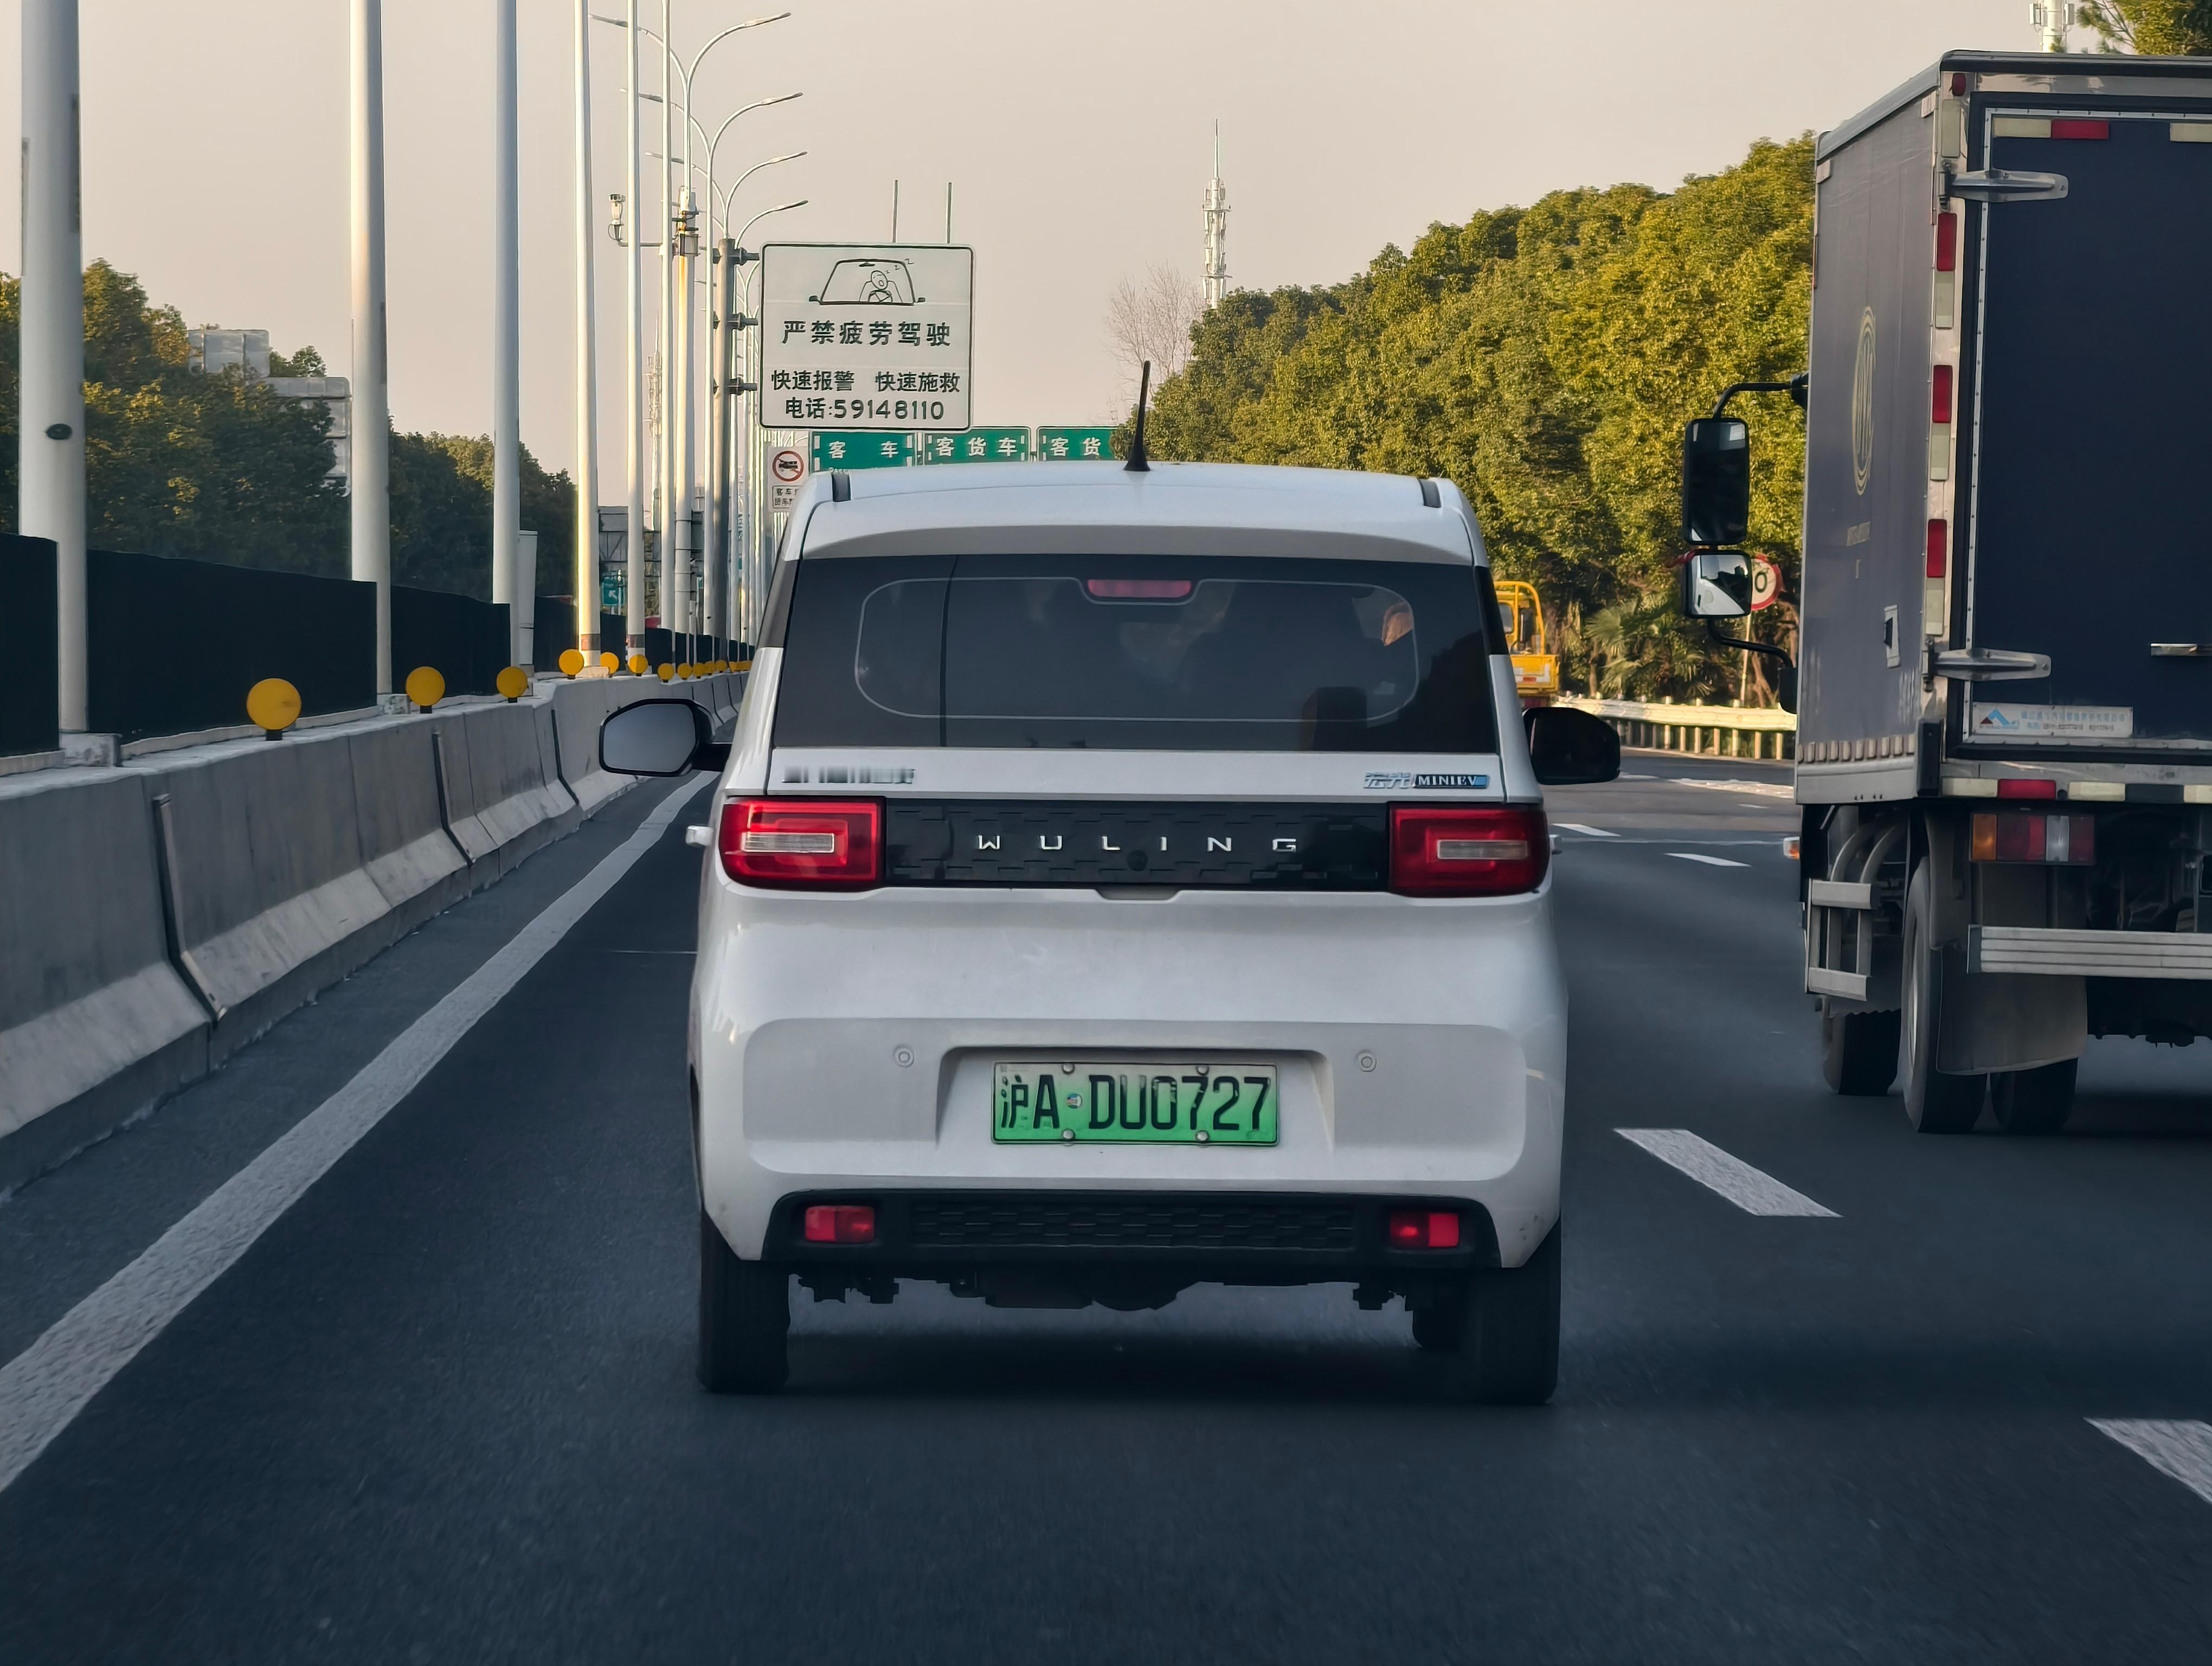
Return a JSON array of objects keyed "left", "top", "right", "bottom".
[
  {"left": 698, "top": 1210, "right": 789, "bottom": 1394},
  {"left": 1901, "top": 864, "right": 1986, "bottom": 1134},
  {"left": 1429, "top": 1224, "right": 1560, "bottom": 1405},
  {"left": 1991, "top": 1059, "right": 2078, "bottom": 1135},
  {"left": 1821, "top": 1002, "right": 1901, "bottom": 1096}
]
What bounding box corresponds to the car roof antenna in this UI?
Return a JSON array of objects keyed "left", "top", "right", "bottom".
[{"left": 1124, "top": 360, "right": 1152, "bottom": 473}]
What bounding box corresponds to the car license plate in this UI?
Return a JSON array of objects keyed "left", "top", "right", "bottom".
[{"left": 993, "top": 1063, "right": 1278, "bottom": 1145}]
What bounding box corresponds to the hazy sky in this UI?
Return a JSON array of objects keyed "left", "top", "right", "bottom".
[{"left": 0, "top": 0, "right": 2038, "bottom": 484}]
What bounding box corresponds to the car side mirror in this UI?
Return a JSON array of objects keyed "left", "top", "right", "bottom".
[
  {"left": 600, "top": 697, "right": 724, "bottom": 776},
  {"left": 1680, "top": 416, "right": 1750, "bottom": 547},
  {"left": 1680, "top": 549, "right": 1752, "bottom": 620},
  {"left": 1525, "top": 706, "right": 1621, "bottom": 787}
]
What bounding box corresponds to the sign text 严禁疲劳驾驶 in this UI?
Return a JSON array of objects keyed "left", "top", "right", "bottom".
[{"left": 760, "top": 245, "right": 975, "bottom": 432}]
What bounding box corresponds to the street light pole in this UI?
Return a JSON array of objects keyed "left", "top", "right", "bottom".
[
  {"left": 729, "top": 197, "right": 803, "bottom": 644},
  {"left": 492, "top": 0, "right": 524, "bottom": 670},
  {"left": 623, "top": 0, "right": 645, "bottom": 658},
  {"left": 351, "top": 0, "right": 394, "bottom": 697},
  {"left": 572, "top": 0, "right": 600, "bottom": 662},
  {"left": 21, "top": 0, "right": 88, "bottom": 740}
]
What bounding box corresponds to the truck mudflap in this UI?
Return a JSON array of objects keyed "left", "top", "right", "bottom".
[{"left": 1969, "top": 926, "right": 2212, "bottom": 981}]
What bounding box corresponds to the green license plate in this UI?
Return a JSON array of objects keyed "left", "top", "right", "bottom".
[{"left": 993, "top": 1062, "right": 1278, "bottom": 1145}]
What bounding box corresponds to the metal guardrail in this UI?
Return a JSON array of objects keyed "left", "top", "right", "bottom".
[{"left": 1555, "top": 696, "right": 1796, "bottom": 761}]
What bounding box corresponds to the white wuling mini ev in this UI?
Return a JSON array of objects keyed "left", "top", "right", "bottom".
[{"left": 600, "top": 458, "right": 1618, "bottom": 1403}]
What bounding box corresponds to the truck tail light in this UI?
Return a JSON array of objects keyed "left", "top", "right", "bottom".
[
  {"left": 719, "top": 798, "right": 882, "bottom": 889},
  {"left": 1389, "top": 806, "right": 1549, "bottom": 896},
  {"left": 1971, "top": 812, "right": 2095, "bottom": 864},
  {"left": 1926, "top": 520, "right": 1948, "bottom": 579}
]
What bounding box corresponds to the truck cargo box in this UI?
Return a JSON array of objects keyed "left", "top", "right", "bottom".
[{"left": 1800, "top": 51, "right": 2212, "bottom": 801}]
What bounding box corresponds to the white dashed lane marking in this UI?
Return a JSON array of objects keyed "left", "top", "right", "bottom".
[
  {"left": 2091, "top": 1420, "right": 2212, "bottom": 1507},
  {"left": 1617, "top": 1129, "right": 1839, "bottom": 1218},
  {"left": 1670, "top": 777, "right": 1795, "bottom": 800},
  {"left": 1668, "top": 851, "right": 1751, "bottom": 868},
  {"left": 1554, "top": 823, "right": 1619, "bottom": 838}
]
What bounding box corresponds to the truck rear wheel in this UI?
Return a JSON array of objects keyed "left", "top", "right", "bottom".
[
  {"left": 1901, "top": 864, "right": 1987, "bottom": 1134},
  {"left": 1822, "top": 1003, "right": 1901, "bottom": 1095},
  {"left": 1992, "top": 1059, "right": 2078, "bottom": 1135}
]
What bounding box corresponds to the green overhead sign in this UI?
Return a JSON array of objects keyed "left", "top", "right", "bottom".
[
  {"left": 921, "top": 427, "right": 1033, "bottom": 464},
  {"left": 810, "top": 431, "right": 914, "bottom": 470},
  {"left": 1036, "top": 426, "right": 1117, "bottom": 462}
]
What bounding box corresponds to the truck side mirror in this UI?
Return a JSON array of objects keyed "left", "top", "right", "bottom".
[
  {"left": 1680, "top": 549, "right": 1753, "bottom": 620},
  {"left": 1680, "top": 417, "right": 1751, "bottom": 547}
]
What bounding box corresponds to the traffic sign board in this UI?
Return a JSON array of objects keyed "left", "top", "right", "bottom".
[
  {"left": 760, "top": 243, "right": 974, "bottom": 431},
  {"left": 1750, "top": 555, "right": 1782, "bottom": 611},
  {"left": 921, "top": 427, "right": 1032, "bottom": 464},
  {"left": 769, "top": 445, "right": 807, "bottom": 512},
  {"left": 811, "top": 431, "right": 914, "bottom": 470},
  {"left": 1036, "top": 426, "right": 1116, "bottom": 462}
]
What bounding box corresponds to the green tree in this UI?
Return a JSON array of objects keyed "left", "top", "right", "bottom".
[
  {"left": 2080, "top": 0, "right": 2212, "bottom": 52},
  {"left": 1, "top": 262, "right": 347, "bottom": 573},
  {"left": 389, "top": 430, "right": 574, "bottom": 600},
  {"left": 1117, "top": 135, "right": 1814, "bottom": 702}
]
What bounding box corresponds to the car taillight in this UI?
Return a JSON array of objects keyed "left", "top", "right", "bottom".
[
  {"left": 1389, "top": 806, "right": 1548, "bottom": 897},
  {"left": 718, "top": 798, "right": 882, "bottom": 889}
]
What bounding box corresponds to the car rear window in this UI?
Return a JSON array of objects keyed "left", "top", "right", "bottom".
[{"left": 773, "top": 553, "right": 1501, "bottom": 753}]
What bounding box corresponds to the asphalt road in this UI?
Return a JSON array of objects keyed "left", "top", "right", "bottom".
[{"left": 5, "top": 752, "right": 2212, "bottom": 1663}]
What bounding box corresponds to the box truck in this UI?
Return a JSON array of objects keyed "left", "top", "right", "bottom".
[{"left": 1680, "top": 51, "right": 2212, "bottom": 1133}]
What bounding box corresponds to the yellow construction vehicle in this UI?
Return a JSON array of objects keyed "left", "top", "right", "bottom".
[{"left": 1495, "top": 579, "right": 1560, "bottom": 705}]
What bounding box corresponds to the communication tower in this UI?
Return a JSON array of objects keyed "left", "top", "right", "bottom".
[{"left": 1203, "top": 123, "right": 1230, "bottom": 309}]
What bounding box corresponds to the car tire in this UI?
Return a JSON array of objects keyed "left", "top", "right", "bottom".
[
  {"left": 1821, "top": 1003, "right": 1901, "bottom": 1096},
  {"left": 1991, "top": 1059, "right": 2077, "bottom": 1135},
  {"left": 1434, "top": 1224, "right": 1560, "bottom": 1406},
  {"left": 698, "top": 1209, "right": 789, "bottom": 1394},
  {"left": 1901, "top": 863, "right": 1986, "bottom": 1135},
  {"left": 1411, "top": 1294, "right": 1467, "bottom": 1353}
]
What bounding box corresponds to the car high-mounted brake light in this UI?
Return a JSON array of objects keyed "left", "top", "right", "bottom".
[
  {"left": 1389, "top": 806, "right": 1549, "bottom": 897},
  {"left": 719, "top": 798, "right": 882, "bottom": 889},
  {"left": 1086, "top": 579, "right": 1193, "bottom": 599}
]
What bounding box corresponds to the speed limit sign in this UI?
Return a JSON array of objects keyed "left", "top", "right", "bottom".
[
  {"left": 1749, "top": 555, "right": 1782, "bottom": 611},
  {"left": 769, "top": 447, "right": 806, "bottom": 512}
]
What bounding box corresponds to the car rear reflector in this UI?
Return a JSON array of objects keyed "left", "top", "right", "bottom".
[
  {"left": 1994, "top": 778, "right": 2059, "bottom": 800},
  {"left": 2050, "top": 119, "right": 2110, "bottom": 140},
  {"left": 1085, "top": 579, "right": 1193, "bottom": 600},
  {"left": 802, "top": 1204, "right": 877, "bottom": 1245},
  {"left": 719, "top": 798, "right": 882, "bottom": 888},
  {"left": 1387, "top": 1209, "right": 1461, "bottom": 1250},
  {"left": 1390, "top": 805, "right": 1548, "bottom": 896},
  {"left": 1926, "top": 519, "right": 1948, "bottom": 580}
]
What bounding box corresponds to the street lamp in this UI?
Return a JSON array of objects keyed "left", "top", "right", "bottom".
[{"left": 728, "top": 197, "right": 805, "bottom": 646}]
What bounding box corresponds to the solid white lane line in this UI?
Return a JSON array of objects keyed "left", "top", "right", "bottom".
[
  {"left": 0, "top": 779, "right": 710, "bottom": 1497},
  {"left": 1554, "top": 823, "right": 1619, "bottom": 838},
  {"left": 2091, "top": 1420, "right": 2212, "bottom": 1507},
  {"left": 1668, "top": 851, "right": 1751, "bottom": 868},
  {"left": 1616, "top": 1129, "right": 1838, "bottom": 1218}
]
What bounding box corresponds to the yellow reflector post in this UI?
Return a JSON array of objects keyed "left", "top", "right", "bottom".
[
  {"left": 558, "top": 648, "right": 585, "bottom": 677},
  {"left": 657, "top": 662, "right": 676, "bottom": 682},
  {"left": 601, "top": 651, "right": 620, "bottom": 674},
  {"left": 245, "top": 677, "right": 301, "bottom": 738},
  {"left": 628, "top": 652, "right": 647, "bottom": 676},
  {"left": 496, "top": 665, "right": 529, "bottom": 701},
  {"left": 404, "top": 666, "right": 446, "bottom": 712}
]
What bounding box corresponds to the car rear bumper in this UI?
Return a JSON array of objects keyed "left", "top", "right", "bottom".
[{"left": 689, "top": 880, "right": 1568, "bottom": 1270}]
